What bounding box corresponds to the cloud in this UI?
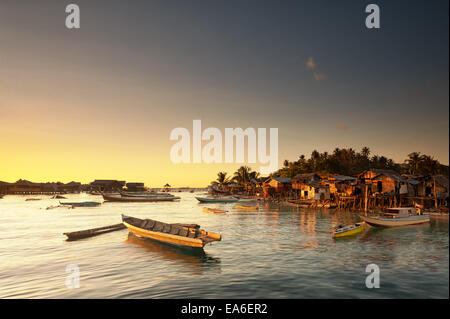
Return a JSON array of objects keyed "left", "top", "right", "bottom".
[
  {"left": 313, "top": 72, "right": 327, "bottom": 81},
  {"left": 306, "top": 57, "right": 327, "bottom": 80},
  {"left": 336, "top": 124, "right": 348, "bottom": 131},
  {"left": 306, "top": 57, "right": 316, "bottom": 70}
]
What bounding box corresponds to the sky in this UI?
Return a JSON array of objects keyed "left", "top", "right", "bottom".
[{"left": 0, "top": 0, "right": 448, "bottom": 187}]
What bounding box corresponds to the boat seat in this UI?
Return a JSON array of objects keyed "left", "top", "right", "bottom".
[
  {"left": 163, "top": 224, "right": 172, "bottom": 233},
  {"left": 187, "top": 230, "right": 197, "bottom": 238},
  {"left": 178, "top": 228, "right": 188, "bottom": 237},
  {"left": 146, "top": 220, "right": 156, "bottom": 230},
  {"left": 153, "top": 221, "right": 164, "bottom": 232}
]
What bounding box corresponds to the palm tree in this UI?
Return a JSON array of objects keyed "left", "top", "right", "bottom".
[
  {"left": 213, "top": 172, "right": 231, "bottom": 186},
  {"left": 233, "top": 166, "right": 252, "bottom": 185},
  {"left": 405, "top": 152, "right": 422, "bottom": 175}
]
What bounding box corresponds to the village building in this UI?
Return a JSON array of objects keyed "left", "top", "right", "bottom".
[
  {"left": 417, "top": 175, "right": 449, "bottom": 199},
  {"left": 125, "top": 182, "right": 146, "bottom": 192},
  {"left": 90, "top": 179, "right": 126, "bottom": 192}
]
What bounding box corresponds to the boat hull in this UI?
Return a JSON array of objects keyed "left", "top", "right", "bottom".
[
  {"left": 359, "top": 215, "right": 430, "bottom": 227},
  {"left": 333, "top": 224, "right": 365, "bottom": 238},
  {"left": 103, "top": 194, "right": 180, "bottom": 202},
  {"left": 195, "top": 197, "right": 238, "bottom": 203},
  {"left": 122, "top": 215, "right": 221, "bottom": 250},
  {"left": 235, "top": 205, "right": 258, "bottom": 210}
]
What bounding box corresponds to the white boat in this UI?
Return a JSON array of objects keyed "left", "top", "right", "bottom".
[{"left": 359, "top": 207, "right": 430, "bottom": 227}]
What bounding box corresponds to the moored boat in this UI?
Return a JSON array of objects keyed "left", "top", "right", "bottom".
[
  {"left": 359, "top": 207, "right": 430, "bottom": 227},
  {"left": 120, "top": 190, "right": 175, "bottom": 197},
  {"left": 64, "top": 223, "right": 126, "bottom": 241},
  {"left": 121, "top": 214, "right": 221, "bottom": 249},
  {"left": 195, "top": 196, "right": 238, "bottom": 203},
  {"left": 60, "top": 201, "right": 102, "bottom": 207},
  {"left": 103, "top": 193, "right": 180, "bottom": 202},
  {"left": 235, "top": 205, "right": 259, "bottom": 210},
  {"left": 333, "top": 222, "right": 365, "bottom": 238},
  {"left": 202, "top": 207, "right": 227, "bottom": 213}
]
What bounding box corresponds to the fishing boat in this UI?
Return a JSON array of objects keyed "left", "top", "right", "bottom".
[
  {"left": 359, "top": 207, "right": 430, "bottom": 227},
  {"left": 195, "top": 196, "right": 238, "bottom": 203},
  {"left": 51, "top": 195, "right": 67, "bottom": 199},
  {"left": 202, "top": 207, "right": 227, "bottom": 213},
  {"left": 60, "top": 201, "right": 102, "bottom": 207},
  {"left": 103, "top": 193, "right": 180, "bottom": 202},
  {"left": 235, "top": 205, "right": 259, "bottom": 210},
  {"left": 122, "top": 214, "right": 221, "bottom": 250},
  {"left": 333, "top": 222, "right": 365, "bottom": 238},
  {"left": 64, "top": 223, "right": 126, "bottom": 241},
  {"left": 119, "top": 190, "right": 175, "bottom": 197}
]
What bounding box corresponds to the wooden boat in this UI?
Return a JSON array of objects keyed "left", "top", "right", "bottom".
[
  {"left": 195, "top": 196, "right": 238, "bottom": 203},
  {"left": 51, "top": 195, "right": 67, "bottom": 199},
  {"left": 359, "top": 207, "right": 430, "bottom": 227},
  {"left": 122, "top": 214, "right": 221, "bottom": 250},
  {"left": 333, "top": 222, "right": 365, "bottom": 238},
  {"left": 64, "top": 223, "right": 126, "bottom": 241},
  {"left": 235, "top": 205, "right": 259, "bottom": 210},
  {"left": 202, "top": 207, "right": 227, "bottom": 213},
  {"left": 103, "top": 193, "right": 180, "bottom": 202},
  {"left": 60, "top": 201, "right": 101, "bottom": 207},
  {"left": 25, "top": 198, "right": 41, "bottom": 201},
  {"left": 120, "top": 190, "right": 174, "bottom": 197}
]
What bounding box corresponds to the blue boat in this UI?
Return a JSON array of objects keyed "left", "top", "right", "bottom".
[
  {"left": 195, "top": 196, "right": 238, "bottom": 203},
  {"left": 59, "top": 201, "right": 101, "bottom": 207}
]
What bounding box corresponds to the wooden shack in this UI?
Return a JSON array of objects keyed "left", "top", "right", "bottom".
[
  {"left": 357, "top": 169, "right": 407, "bottom": 195},
  {"left": 263, "top": 177, "right": 292, "bottom": 192},
  {"left": 90, "top": 180, "right": 126, "bottom": 192}
]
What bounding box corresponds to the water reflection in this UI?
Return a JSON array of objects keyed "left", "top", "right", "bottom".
[{"left": 124, "top": 233, "right": 221, "bottom": 275}]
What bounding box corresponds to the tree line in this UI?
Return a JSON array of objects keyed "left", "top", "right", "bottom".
[
  {"left": 275, "top": 147, "right": 448, "bottom": 178},
  {"left": 212, "top": 147, "right": 448, "bottom": 186}
]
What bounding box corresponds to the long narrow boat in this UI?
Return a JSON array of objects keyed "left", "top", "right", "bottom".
[
  {"left": 202, "top": 207, "right": 227, "bottom": 213},
  {"left": 333, "top": 222, "right": 365, "bottom": 238},
  {"left": 235, "top": 205, "right": 259, "bottom": 210},
  {"left": 120, "top": 191, "right": 175, "bottom": 197},
  {"left": 103, "top": 193, "right": 180, "bottom": 202},
  {"left": 359, "top": 207, "right": 430, "bottom": 227},
  {"left": 195, "top": 196, "right": 238, "bottom": 203},
  {"left": 60, "top": 201, "right": 102, "bottom": 207},
  {"left": 122, "top": 214, "right": 221, "bottom": 250},
  {"left": 64, "top": 223, "right": 126, "bottom": 241}
]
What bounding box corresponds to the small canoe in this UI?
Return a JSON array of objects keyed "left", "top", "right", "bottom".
[
  {"left": 202, "top": 207, "right": 227, "bottom": 213},
  {"left": 195, "top": 196, "right": 238, "bottom": 203},
  {"left": 333, "top": 222, "right": 365, "bottom": 238},
  {"left": 103, "top": 194, "right": 180, "bottom": 202},
  {"left": 60, "top": 201, "right": 101, "bottom": 207},
  {"left": 122, "top": 214, "right": 221, "bottom": 250},
  {"left": 51, "top": 195, "right": 67, "bottom": 199},
  {"left": 64, "top": 223, "right": 126, "bottom": 241},
  {"left": 235, "top": 205, "right": 259, "bottom": 210}
]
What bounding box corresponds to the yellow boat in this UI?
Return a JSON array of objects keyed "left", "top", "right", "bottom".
[
  {"left": 235, "top": 205, "right": 259, "bottom": 210},
  {"left": 333, "top": 222, "right": 365, "bottom": 238},
  {"left": 202, "top": 207, "right": 227, "bottom": 213},
  {"left": 122, "top": 214, "right": 221, "bottom": 250}
]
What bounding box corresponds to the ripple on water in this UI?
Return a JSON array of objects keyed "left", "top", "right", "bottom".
[{"left": 0, "top": 194, "right": 448, "bottom": 298}]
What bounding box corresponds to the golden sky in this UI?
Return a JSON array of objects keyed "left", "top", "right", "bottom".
[{"left": 1, "top": 2, "right": 448, "bottom": 187}]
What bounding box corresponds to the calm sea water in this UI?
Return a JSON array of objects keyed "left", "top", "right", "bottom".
[{"left": 0, "top": 193, "right": 448, "bottom": 299}]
